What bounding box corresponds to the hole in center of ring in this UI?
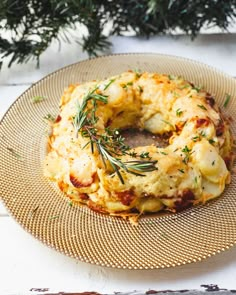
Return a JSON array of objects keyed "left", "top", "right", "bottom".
[{"left": 120, "top": 129, "right": 170, "bottom": 148}]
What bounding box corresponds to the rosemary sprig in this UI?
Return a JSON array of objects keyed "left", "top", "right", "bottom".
[
  {"left": 73, "top": 85, "right": 158, "bottom": 183},
  {"left": 73, "top": 86, "right": 108, "bottom": 136},
  {"left": 96, "top": 142, "right": 157, "bottom": 183}
]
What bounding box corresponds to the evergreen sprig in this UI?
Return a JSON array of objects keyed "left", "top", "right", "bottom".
[{"left": 1, "top": 0, "right": 236, "bottom": 69}]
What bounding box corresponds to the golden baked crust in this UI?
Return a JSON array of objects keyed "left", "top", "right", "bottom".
[{"left": 44, "top": 71, "right": 233, "bottom": 216}]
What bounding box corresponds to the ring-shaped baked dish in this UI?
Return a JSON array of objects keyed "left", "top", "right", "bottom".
[{"left": 44, "top": 71, "right": 233, "bottom": 218}]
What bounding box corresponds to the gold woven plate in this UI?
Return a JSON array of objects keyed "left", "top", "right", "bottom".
[{"left": 1, "top": 53, "right": 236, "bottom": 269}]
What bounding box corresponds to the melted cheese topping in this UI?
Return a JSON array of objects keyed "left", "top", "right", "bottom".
[{"left": 44, "top": 71, "right": 232, "bottom": 216}]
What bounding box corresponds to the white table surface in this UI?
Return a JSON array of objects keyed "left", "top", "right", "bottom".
[{"left": 1, "top": 33, "right": 236, "bottom": 294}]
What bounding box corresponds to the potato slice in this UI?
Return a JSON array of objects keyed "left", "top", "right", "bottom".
[
  {"left": 192, "top": 140, "right": 228, "bottom": 183},
  {"left": 137, "top": 197, "right": 164, "bottom": 213}
]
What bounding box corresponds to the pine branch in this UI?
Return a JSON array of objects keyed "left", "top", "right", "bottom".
[{"left": 0, "top": 0, "right": 236, "bottom": 69}]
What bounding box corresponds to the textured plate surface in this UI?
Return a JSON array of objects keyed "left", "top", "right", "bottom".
[{"left": 0, "top": 53, "right": 236, "bottom": 269}]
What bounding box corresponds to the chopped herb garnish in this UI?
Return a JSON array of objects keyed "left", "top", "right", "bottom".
[
  {"left": 68, "top": 200, "right": 73, "bottom": 207},
  {"left": 212, "top": 160, "right": 215, "bottom": 166},
  {"left": 44, "top": 114, "right": 55, "bottom": 122},
  {"left": 49, "top": 215, "right": 59, "bottom": 220},
  {"left": 182, "top": 146, "right": 191, "bottom": 153},
  {"left": 178, "top": 169, "right": 185, "bottom": 173},
  {"left": 193, "top": 85, "right": 202, "bottom": 92},
  {"left": 168, "top": 74, "right": 176, "bottom": 80},
  {"left": 180, "top": 84, "right": 190, "bottom": 89},
  {"left": 160, "top": 151, "right": 168, "bottom": 155},
  {"left": 140, "top": 152, "right": 151, "bottom": 159},
  {"left": 122, "top": 81, "right": 133, "bottom": 89},
  {"left": 208, "top": 138, "right": 215, "bottom": 145},
  {"left": 191, "top": 135, "right": 199, "bottom": 142},
  {"left": 32, "top": 96, "right": 46, "bottom": 103},
  {"left": 104, "top": 79, "right": 115, "bottom": 90},
  {"left": 200, "top": 130, "right": 206, "bottom": 137},
  {"left": 161, "top": 119, "right": 174, "bottom": 128},
  {"left": 197, "top": 104, "right": 207, "bottom": 110},
  {"left": 173, "top": 91, "right": 180, "bottom": 97},
  {"left": 176, "top": 108, "right": 183, "bottom": 117},
  {"left": 182, "top": 145, "right": 192, "bottom": 164},
  {"left": 134, "top": 69, "right": 141, "bottom": 78},
  {"left": 223, "top": 93, "right": 231, "bottom": 108},
  {"left": 138, "top": 85, "right": 143, "bottom": 93},
  {"left": 7, "top": 147, "right": 22, "bottom": 160}
]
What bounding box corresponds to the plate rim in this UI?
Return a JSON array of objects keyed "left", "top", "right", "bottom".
[{"left": 1, "top": 52, "right": 236, "bottom": 269}]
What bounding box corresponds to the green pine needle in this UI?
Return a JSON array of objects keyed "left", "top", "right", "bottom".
[{"left": 0, "top": 1, "right": 235, "bottom": 69}]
